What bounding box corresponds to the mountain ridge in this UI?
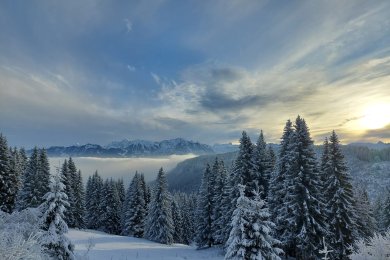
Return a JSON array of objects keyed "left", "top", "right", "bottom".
[{"left": 40, "top": 138, "right": 214, "bottom": 157}]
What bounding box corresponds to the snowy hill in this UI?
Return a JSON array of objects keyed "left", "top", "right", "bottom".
[
  {"left": 167, "top": 144, "right": 390, "bottom": 200},
  {"left": 67, "top": 229, "right": 223, "bottom": 260},
  {"left": 42, "top": 138, "right": 214, "bottom": 157}
]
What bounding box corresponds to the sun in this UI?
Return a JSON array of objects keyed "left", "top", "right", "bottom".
[{"left": 359, "top": 103, "right": 390, "bottom": 130}]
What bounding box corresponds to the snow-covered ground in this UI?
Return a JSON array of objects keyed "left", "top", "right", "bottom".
[{"left": 67, "top": 229, "right": 224, "bottom": 260}]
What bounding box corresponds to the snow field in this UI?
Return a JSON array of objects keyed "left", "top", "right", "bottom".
[{"left": 68, "top": 229, "right": 224, "bottom": 260}]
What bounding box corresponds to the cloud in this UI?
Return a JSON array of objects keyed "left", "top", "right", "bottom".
[
  {"left": 124, "top": 18, "right": 132, "bottom": 32},
  {"left": 151, "top": 72, "right": 161, "bottom": 85},
  {"left": 127, "top": 65, "right": 136, "bottom": 72}
]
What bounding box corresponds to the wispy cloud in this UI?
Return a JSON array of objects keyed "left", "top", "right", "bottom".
[{"left": 124, "top": 18, "right": 132, "bottom": 33}]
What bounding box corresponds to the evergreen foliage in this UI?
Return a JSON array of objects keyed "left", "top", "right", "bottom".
[
  {"left": 85, "top": 171, "right": 103, "bottom": 229},
  {"left": 40, "top": 174, "right": 75, "bottom": 260},
  {"left": 282, "top": 116, "right": 327, "bottom": 259},
  {"left": 0, "top": 134, "right": 18, "bottom": 213},
  {"left": 123, "top": 173, "right": 146, "bottom": 237},
  {"left": 252, "top": 130, "right": 272, "bottom": 200},
  {"left": 323, "top": 131, "right": 357, "bottom": 259},
  {"left": 145, "top": 168, "right": 174, "bottom": 244},
  {"left": 195, "top": 164, "right": 214, "bottom": 247},
  {"left": 225, "top": 184, "right": 282, "bottom": 260},
  {"left": 18, "top": 147, "right": 48, "bottom": 209}
]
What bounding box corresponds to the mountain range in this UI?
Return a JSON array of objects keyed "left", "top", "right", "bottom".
[{"left": 42, "top": 138, "right": 214, "bottom": 157}]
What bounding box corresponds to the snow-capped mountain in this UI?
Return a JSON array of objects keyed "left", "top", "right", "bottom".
[{"left": 43, "top": 138, "right": 214, "bottom": 157}]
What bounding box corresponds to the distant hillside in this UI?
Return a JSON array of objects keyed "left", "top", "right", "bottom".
[
  {"left": 41, "top": 138, "right": 214, "bottom": 157},
  {"left": 167, "top": 144, "right": 390, "bottom": 200}
]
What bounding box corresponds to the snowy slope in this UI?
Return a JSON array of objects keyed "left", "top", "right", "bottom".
[{"left": 67, "top": 229, "right": 224, "bottom": 260}]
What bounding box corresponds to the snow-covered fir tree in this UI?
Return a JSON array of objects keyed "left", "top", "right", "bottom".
[
  {"left": 283, "top": 116, "right": 327, "bottom": 259},
  {"left": 61, "top": 159, "right": 74, "bottom": 226},
  {"left": 99, "top": 179, "right": 121, "bottom": 234},
  {"left": 0, "top": 134, "right": 18, "bottom": 213},
  {"left": 38, "top": 149, "right": 51, "bottom": 201},
  {"left": 221, "top": 131, "right": 256, "bottom": 248},
  {"left": 195, "top": 164, "right": 214, "bottom": 247},
  {"left": 171, "top": 198, "right": 184, "bottom": 243},
  {"left": 174, "top": 192, "right": 196, "bottom": 245},
  {"left": 353, "top": 182, "right": 376, "bottom": 240},
  {"left": 72, "top": 169, "right": 85, "bottom": 228},
  {"left": 269, "top": 119, "right": 293, "bottom": 255},
  {"left": 219, "top": 168, "right": 234, "bottom": 246},
  {"left": 252, "top": 130, "right": 272, "bottom": 200},
  {"left": 18, "top": 147, "right": 49, "bottom": 209},
  {"left": 123, "top": 173, "right": 146, "bottom": 237},
  {"left": 85, "top": 171, "right": 103, "bottom": 229},
  {"left": 40, "top": 173, "right": 75, "bottom": 260},
  {"left": 212, "top": 159, "right": 228, "bottom": 245},
  {"left": 225, "top": 184, "right": 282, "bottom": 260},
  {"left": 323, "top": 130, "right": 357, "bottom": 259},
  {"left": 382, "top": 188, "right": 390, "bottom": 231},
  {"left": 145, "top": 168, "right": 174, "bottom": 244}
]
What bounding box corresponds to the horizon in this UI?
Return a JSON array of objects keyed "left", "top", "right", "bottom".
[{"left": 1, "top": 1, "right": 389, "bottom": 148}]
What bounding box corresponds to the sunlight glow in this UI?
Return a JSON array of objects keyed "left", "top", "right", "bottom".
[{"left": 359, "top": 103, "right": 390, "bottom": 130}]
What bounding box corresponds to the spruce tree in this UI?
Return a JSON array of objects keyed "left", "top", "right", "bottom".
[
  {"left": 123, "top": 173, "right": 146, "bottom": 237},
  {"left": 382, "top": 188, "right": 390, "bottom": 231},
  {"left": 222, "top": 131, "right": 255, "bottom": 247},
  {"left": 85, "top": 171, "right": 103, "bottom": 229},
  {"left": 18, "top": 147, "right": 41, "bottom": 209},
  {"left": 61, "top": 159, "right": 74, "bottom": 226},
  {"left": 171, "top": 198, "right": 184, "bottom": 243},
  {"left": 145, "top": 168, "right": 174, "bottom": 244},
  {"left": 225, "top": 184, "right": 282, "bottom": 260},
  {"left": 212, "top": 160, "right": 228, "bottom": 245},
  {"left": 195, "top": 164, "right": 214, "bottom": 247},
  {"left": 252, "top": 130, "right": 272, "bottom": 200},
  {"left": 67, "top": 157, "right": 78, "bottom": 226},
  {"left": 38, "top": 149, "right": 51, "bottom": 201},
  {"left": 323, "top": 131, "right": 357, "bottom": 259},
  {"left": 72, "top": 170, "right": 85, "bottom": 228},
  {"left": 354, "top": 183, "right": 376, "bottom": 239},
  {"left": 283, "top": 116, "right": 327, "bottom": 259},
  {"left": 99, "top": 179, "right": 121, "bottom": 234},
  {"left": 0, "top": 134, "right": 17, "bottom": 213},
  {"left": 269, "top": 119, "right": 294, "bottom": 255},
  {"left": 40, "top": 174, "right": 75, "bottom": 260}
]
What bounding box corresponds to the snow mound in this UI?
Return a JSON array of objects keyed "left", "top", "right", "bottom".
[{"left": 67, "top": 229, "right": 223, "bottom": 260}]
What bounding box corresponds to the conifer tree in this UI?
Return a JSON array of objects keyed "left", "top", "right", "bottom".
[
  {"left": 0, "top": 134, "right": 17, "bottom": 213},
  {"left": 269, "top": 120, "right": 294, "bottom": 255},
  {"left": 85, "top": 171, "right": 103, "bottom": 229},
  {"left": 195, "top": 164, "right": 214, "bottom": 247},
  {"left": 18, "top": 147, "right": 41, "bottom": 209},
  {"left": 225, "top": 184, "right": 282, "bottom": 260},
  {"left": 323, "top": 131, "right": 357, "bottom": 259},
  {"left": 212, "top": 160, "right": 228, "bottom": 245},
  {"left": 171, "top": 198, "right": 184, "bottom": 243},
  {"left": 382, "top": 188, "right": 390, "bottom": 231},
  {"left": 354, "top": 183, "right": 376, "bottom": 239},
  {"left": 98, "top": 179, "right": 121, "bottom": 234},
  {"left": 61, "top": 159, "right": 74, "bottom": 226},
  {"left": 38, "top": 149, "right": 51, "bottom": 200},
  {"left": 40, "top": 173, "right": 75, "bottom": 260},
  {"left": 252, "top": 130, "right": 272, "bottom": 200},
  {"left": 123, "top": 173, "right": 146, "bottom": 237},
  {"left": 283, "top": 116, "right": 327, "bottom": 259},
  {"left": 221, "top": 131, "right": 255, "bottom": 248},
  {"left": 72, "top": 170, "right": 85, "bottom": 228},
  {"left": 145, "top": 168, "right": 174, "bottom": 244},
  {"left": 67, "top": 157, "right": 78, "bottom": 226},
  {"left": 219, "top": 169, "right": 234, "bottom": 246}
]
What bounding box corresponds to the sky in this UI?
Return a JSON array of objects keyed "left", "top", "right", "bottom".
[{"left": 0, "top": 0, "right": 389, "bottom": 148}]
